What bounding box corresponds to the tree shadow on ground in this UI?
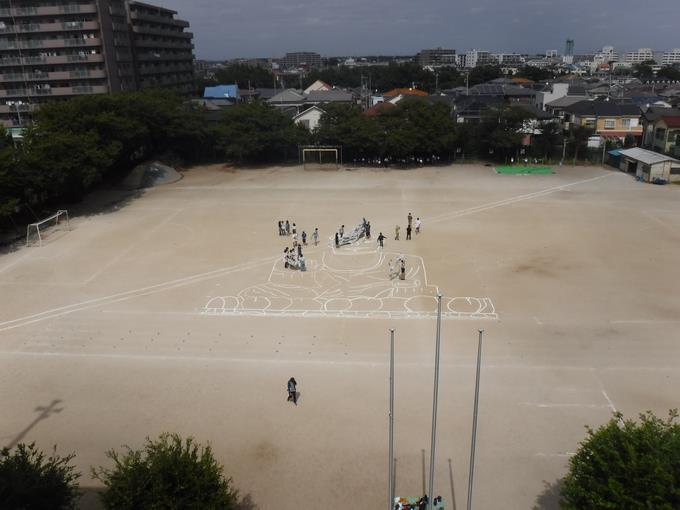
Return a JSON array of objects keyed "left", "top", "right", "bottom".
[
  {"left": 533, "top": 479, "right": 563, "bottom": 510},
  {"left": 76, "top": 487, "right": 258, "bottom": 510}
]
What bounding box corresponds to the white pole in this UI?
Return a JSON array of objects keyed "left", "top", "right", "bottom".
[
  {"left": 466, "top": 329, "right": 484, "bottom": 510},
  {"left": 428, "top": 294, "right": 443, "bottom": 508},
  {"left": 388, "top": 328, "right": 395, "bottom": 510}
]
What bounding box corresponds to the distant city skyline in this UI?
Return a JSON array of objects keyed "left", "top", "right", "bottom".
[{"left": 159, "top": 0, "right": 679, "bottom": 60}]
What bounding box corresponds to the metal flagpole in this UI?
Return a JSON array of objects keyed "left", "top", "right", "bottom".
[
  {"left": 428, "top": 294, "right": 443, "bottom": 509},
  {"left": 388, "top": 328, "right": 395, "bottom": 510},
  {"left": 466, "top": 329, "right": 484, "bottom": 510}
]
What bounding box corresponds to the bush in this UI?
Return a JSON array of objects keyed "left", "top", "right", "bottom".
[
  {"left": 561, "top": 410, "right": 680, "bottom": 509},
  {"left": 0, "top": 443, "right": 80, "bottom": 510},
  {"left": 94, "top": 433, "right": 239, "bottom": 510}
]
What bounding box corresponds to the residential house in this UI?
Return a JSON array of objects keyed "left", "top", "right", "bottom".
[
  {"left": 267, "top": 89, "right": 306, "bottom": 113},
  {"left": 303, "top": 80, "right": 332, "bottom": 94},
  {"left": 305, "top": 89, "right": 354, "bottom": 106},
  {"left": 293, "top": 106, "right": 325, "bottom": 131},
  {"left": 545, "top": 95, "right": 590, "bottom": 120},
  {"left": 562, "top": 100, "right": 642, "bottom": 142},
  {"left": 641, "top": 107, "right": 680, "bottom": 156}
]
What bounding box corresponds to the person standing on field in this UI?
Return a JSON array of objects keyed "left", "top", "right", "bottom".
[
  {"left": 415, "top": 217, "right": 421, "bottom": 234},
  {"left": 313, "top": 228, "right": 319, "bottom": 246},
  {"left": 395, "top": 225, "right": 400, "bottom": 240},
  {"left": 339, "top": 224, "right": 344, "bottom": 237},
  {"left": 292, "top": 223, "right": 297, "bottom": 235},
  {"left": 302, "top": 230, "right": 307, "bottom": 245},
  {"left": 377, "top": 232, "right": 385, "bottom": 248},
  {"left": 287, "top": 377, "right": 298, "bottom": 405},
  {"left": 406, "top": 224, "right": 412, "bottom": 240},
  {"left": 408, "top": 212, "right": 413, "bottom": 228},
  {"left": 285, "top": 220, "right": 290, "bottom": 235}
]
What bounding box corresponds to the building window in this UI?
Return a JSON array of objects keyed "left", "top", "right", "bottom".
[
  {"left": 604, "top": 119, "right": 616, "bottom": 129},
  {"left": 585, "top": 118, "right": 596, "bottom": 128},
  {"left": 621, "top": 118, "right": 631, "bottom": 130}
]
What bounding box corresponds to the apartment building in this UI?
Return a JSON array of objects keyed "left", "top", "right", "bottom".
[
  {"left": 465, "top": 49, "right": 493, "bottom": 68},
  {"left": 279, "top": 51, "right": 321, "bottom": 70},
  {"left": 127, "top": 1, "right": 194, "bottom": 93},
  {"left": 661, "top": 49, "right": 680, "bottom": 66},
  {"left": 625, "top": 48, "right": 654, "bottom": 64},
  {"left": 416, "top": 47, "right": 456, "bottom": 67},
  {"left": 0, "top": 0, "right": 193, "bottom": 129}
]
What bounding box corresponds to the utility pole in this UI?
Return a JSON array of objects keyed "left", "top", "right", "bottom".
[
  {"left": 388, "top": 329, "right": 395, "bottom": 510},
  {"left": 466, "top": 329, "right": 484, "bottom": 510},
  {"left": 428, "top": 294, "right": 443, "bottom": 509}
]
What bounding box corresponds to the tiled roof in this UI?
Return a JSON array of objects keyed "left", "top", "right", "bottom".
[
  {"left": 383, "top": 88, "right": 428, "bottom": 97},
  {"left": 564, "top": 100, "right": 641, "bottom": 117}
]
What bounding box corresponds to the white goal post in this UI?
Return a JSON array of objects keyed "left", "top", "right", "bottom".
[
  {"left": 26, "top": 210, "right": 70, "bottom": 247},
  {"left": 300, "top": 146, "right": 342, "bottom": 168}
]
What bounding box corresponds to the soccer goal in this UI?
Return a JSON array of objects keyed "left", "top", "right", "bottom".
[
  {"left": 26, "top": 210, "right": 70, "bottom": 247},
  {"left": 300, "top": 145, "right": 342, "bottom": 169}
]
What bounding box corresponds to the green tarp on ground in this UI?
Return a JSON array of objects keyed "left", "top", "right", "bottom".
[{"left": 495, "top": 166, "right": 554, "bottom": 174}]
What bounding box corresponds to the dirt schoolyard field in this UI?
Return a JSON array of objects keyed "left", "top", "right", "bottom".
[{"left": 1, "top": 163, "right": 680, "bottom": 509}]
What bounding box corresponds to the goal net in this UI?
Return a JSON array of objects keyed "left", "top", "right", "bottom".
[
  {"left": 26, "top": 210, "right": 70, "bottom": 247},
  {"left": 301, "top": 146, "right": 340, "bottom": 169}
]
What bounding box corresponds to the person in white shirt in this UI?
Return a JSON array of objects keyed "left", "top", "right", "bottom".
[{"left": 415, "top": 217, "right": 421, "bottom": 234}]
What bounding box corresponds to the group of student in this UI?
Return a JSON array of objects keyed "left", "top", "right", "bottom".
[
  {"left": 334, "top": 219, "right": 371, "bottom": 248},
  {"left": 394, "top": 495, "right": 444, "bottom": 510},
  {"left": 279, "top": 220, "right": 319, "bottom": 271},
  {"left": 395, "top": 212, "right": 421, "bottom": 241}
]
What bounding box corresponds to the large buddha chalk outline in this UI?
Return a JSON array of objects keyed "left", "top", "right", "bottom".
[{"left": 202, "top": 239, "right": 497, "bottom": 320}]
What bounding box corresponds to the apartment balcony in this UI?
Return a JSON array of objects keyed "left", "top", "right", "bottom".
[
  {"left": 0, "top": 103, "right": 34, "bottom": 114},
  {"left": 0, "top": 54, "right": 105, "bottom": 67},
  {"left": 136, "top": 52, "right": 194, "bottom": 62},
  {"left": 131, "top": 25, "right": 193, "bottom": 39},
  {"left": 0, "top": 37, "right": 102, "bottom": 50},
  {"left": 129, "top": 11, "right": 189, "bottom": 27},
  {"left": 0, "top": 4, "right": 97, "bottom": 18},
  {"left": 0, "top": 69, "right": 106, "bottom": 82},
  {"left": 133, "top": 39, "right": 194, "bottom": 50},
  {"left": 138, "top": 63, "right": 194, "bottom": 75},
  {"left": 0, "top": 20, "right": 100, "bottom": 34},
  {"left": 0, "top": 84, "right": 108, "bottom": 98}
]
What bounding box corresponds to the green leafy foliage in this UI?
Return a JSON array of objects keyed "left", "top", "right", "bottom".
[
  {"left": 303, "top": 62, "right": 461, "bottom": 93},
  {"left": 213, "top": 63, "right": 277, "bottom": 89},
  {"left": 0, "top": 91, "right": 215, "bottom": 224},
  {"left": 0, "top": 443, "right": 80, "bottom": 510},
  {"left": 475, "top": 105, "right": 535, "bottom": 159},
  {"left": 217, "top": 101, "right": 309, "bottom": 163},
  {"left": 561, "top": 410, "right": 680, "bottom": 510},
  {"left": 94, "top": 433, "right": 239, "bottom": 510}
]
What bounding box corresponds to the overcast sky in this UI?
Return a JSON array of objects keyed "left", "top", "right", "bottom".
[{"left": 158, "top": 0, "right": 679, "bottom": 60}]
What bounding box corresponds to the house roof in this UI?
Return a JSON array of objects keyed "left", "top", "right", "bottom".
[
  {"left": 469, "top": 83, "right": 537, "bottom": 97},
  {"left": 203, "top": 85, "right": 239, "bottom": 99},
  {"left": 383, "top": 88, "right": 428, "bottom": 97},
  {"left": 546, "top": 95, "right": 590, "bottom": 108},
  {"left": 618, "top": 148, "right": 679, "bottom": 165},
  {"left": 564, "top": 100, "right": 641, "bottom": 117},
  {"left": 661, "top": 116, "right": 680, "bottom": 128},
  {"left": 365, "top": 102, "right": 396, "bottom": 117},
  {"left": 642, "top": 106, "right": 680, "bottom": 122},
  {"left": 306, "top": 89, "right": 353, "bottom": 102},
  {"left": 293, "top": 105, "right": 325, "bottom": 120},
  {"left": 267, "top": 89, "right": 306, "bottom": 104},
  {"left": 516, "top": 104, "right": 554, "bottom": 120},
  {"left": 256, "top": 88, "right": 279, "bottom": 100}
]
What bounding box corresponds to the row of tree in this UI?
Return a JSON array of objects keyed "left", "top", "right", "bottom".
[
  {"left": 0, "top": 91, "right": 609, "bottom": 230},
  {"left": 0, "top": 433, "right": 245, "bottom": 509},
  {"left": 3, "top": 411, "right": 679, "bottom": 509}
]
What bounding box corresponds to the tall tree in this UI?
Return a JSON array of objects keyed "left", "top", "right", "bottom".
[
  {"left": 561, "top": 410, "right": 680, "bottom": 510},
  {"left": 213, "top": 63, "right": 276, "bottom": 89}
]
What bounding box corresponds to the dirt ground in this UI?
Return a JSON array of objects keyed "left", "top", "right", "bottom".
[{"left": 1, "top": 163, "right": 680, "bottom": 509}]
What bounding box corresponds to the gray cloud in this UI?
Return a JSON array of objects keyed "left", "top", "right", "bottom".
[{"left": 156, "top": 0, "right": 680, "bottom": 60}]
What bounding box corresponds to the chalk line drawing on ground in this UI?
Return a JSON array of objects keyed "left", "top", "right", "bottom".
[{"left": 202, "top": 240, "right": 497, "bottom": 320}]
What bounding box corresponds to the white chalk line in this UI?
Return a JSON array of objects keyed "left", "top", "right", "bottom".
[
  {"left": 0, "top": 255, "right": 278, "bottom": 332},
  {"left": 520, "top": 403, "right": 611, "bottom": 409},
  {"left": 428, "top": 173, "right": 613, "bottom": 225},
  {"left": 82, "top": 209, "right": 184, "bottom": 285},
  {"left": 0, "top": 350, "right": 678, "bottom": 374},
  {"left": 601, "top": 389, "right": 618, "bottom": 413}
]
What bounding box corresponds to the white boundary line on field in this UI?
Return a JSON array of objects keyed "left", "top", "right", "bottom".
[
  {"left": 0, "top": 256, "right": 277, "bottom": 333},
  {"left": 0, "top": 172, "right": 613, "bottom": 333},
  {"left": 427, "top": 173, "right": 614, "bottom": 224}
]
